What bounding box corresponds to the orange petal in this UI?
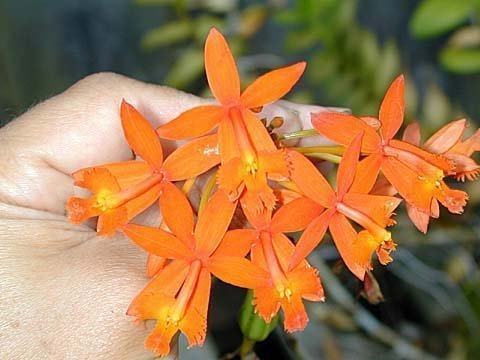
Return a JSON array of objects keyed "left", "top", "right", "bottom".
[
  {"left": 349, "top": 154, "right": 383, "bottom": 194},
  {"left": 146, "top": 254, "right": 167, "bottom": 277},
  {"left": 282, "top": 296, "right": 309, "bottom": 333},
  {"left": 329, "top": 213, "right": 366, "bottom": 280},
  {"left": 240, "top": 184, "right": 277, "bottom": 216},
  {"left": 451, "top": 128, "right": 480, "bottom": 157},
  {"left": 218, "top": 119, "right": 241, "bottom": 163},
  {"left": 145, "top": 320, "right": 178, "bottom": 356},
  {"left": 241, "top": 62, "right": 306, "bottom": 108},
  {"left": 342, "top": 193, "right": 402, "bottom": 228},
  {"left": 180, "top": 268, "right": 211, "bottom": 348},
  {"left": 288, "top": 265, "right": 324, "bottom": 302},
  {"left": 207, "top": 255, "right": 270, "bottom": 288},
  {"left": 204, "top": 27, "right": 240, "bottom": 103},
  {"left": 270, "top": 197, "right": 324, "bottom": 234},
  {"left": 73, "top": 161, "right": 151, "bottom": 190},
  {"left": 252, "top": 286, "right": 281, "bottom": 323},
  {"left": 378, "top": 74, "right": 405, "bottom": 141},
  {"left": 405, "top": 203, "right": 430, "bottom": 233},
  {"left": 424, "top": 119, "right": 466, "bottom": 154},
  {"left": 163, "top": 134, "right": 220, "bottom": 181},
  {"left": 289, "top": 208, "right": 335, "bottom": 270},
  {"left": 311, "top": 112, "right": 381, "bottom": 153},
  {"left": 121, "top": 224, "right": 194, "bottom": 259},
  {"left": 212, "top": 229, "right": 258, "bottom": 258},
  {"left": 388, "top": 139, "right": 454, "bottom": 173},
  {"left": 217, "top": 157, "right": 245, "bottom": 200},
  {"left": 66, "top": 196, "right": 101, "bottom": 224},
  {"left": 156, "top": 105, "right": 223, "bottom": 140},
  {"left": 242, "top": 109, "right": 277, "bottom": 153},
  {"left": 241, "top": 200, "right": 273, "bottom": 230},
  {"left": 127, "top": 260, "right": 189, "bottom": 319},
  {"left": 74, "top": 167, "right": 121, "bottom": 193},
  {"left": 381, "top": 156, "right": 431, "bottom": 213},
  {"left": 125, "top": 183, "right": 162, "bottom": 220},
  {"left": 288, "top": 150, "right": 336, "bottom": 208},
  {"left": 447, "top": 153, "right": 480, "bottom": 181},
  {"left": 159, "top": 181, "right": 194, "bottom": 244},
  {"left": 402, "top": 121, "right": 421, "bottom": 146},
  {"left": 337, "top": 132, "right": 363, "bottom": 198},
  {"left": 194, "top": 190, "right": 237, "bottom": 256},
  {"left": 260, "top": 150, "right": 290, "bottom": 177},
  {"left": 121, "top": 100, "right": 163, "bottom": 171},
  {"left": 97, "top": 207, "right": 128, "bottom": 236}
]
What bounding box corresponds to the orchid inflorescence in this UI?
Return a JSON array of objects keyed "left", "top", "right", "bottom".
[{"left": 66, "top": 28, "right": 480, "bottom": 356}]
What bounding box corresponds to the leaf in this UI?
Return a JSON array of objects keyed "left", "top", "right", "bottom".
[
  {"left": 141, "top": 21, "right": 192, "bottom": 51},
  {"left": 440, "top": 46, "right": 480, "bottom": 73},
  {"left": 410, "top": 0, "right": 474, "bottom": 39},
  {"left": 164, "top": 47, "right": 204, "bottom": 88}
]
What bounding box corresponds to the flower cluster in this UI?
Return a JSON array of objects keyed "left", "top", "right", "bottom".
[{"left": 66, "top": 28, "right": 480, "bottom": 356}]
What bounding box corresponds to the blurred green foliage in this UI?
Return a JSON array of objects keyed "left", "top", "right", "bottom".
[{"left": 410, "top": 0, "right": 480, "bottom": 73}]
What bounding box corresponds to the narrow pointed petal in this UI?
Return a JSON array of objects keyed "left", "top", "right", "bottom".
[
  {"left": 329, "top": 214, "right": 366, "bottom": 280},
  {"left": 289, "top": 209, "right": 334, "bottom": 270},
  {"left": 146, "top": 254, "right": 167, "bottom": 277},
  {"left": 270, "top": 197, "right": 324, "bottom": 233},
  {"left": 381, "top": 157, "right": 432, "bottom": 212},
  {"left": 194, "top": 190, "right": 237, "bottom": 256},
  {"left": 163, "top": 134, "right": 220, "bottom": 181},
  {"left": 349, "top": 154, "right": 383, "bottom": 194},
  {"left": 241, "top": 62, "right": 306, "bottom": 108},
  {"left": 218, "top": 119, "right": 241, "bottom": 163},
  {"left": 402, "top": 121, "right": 421, "bottom": 146},
  {"left": 379, "top": 75, "right": 405, "bottom": 141},
  {"left": 73, "top": 161, "right": 151, "bottom": 190},
  {"left": 337, "top": 132, "right": 363, "bottom": 197},
  {"left": 406, "top": 203, "right": 430, "bottom": 233},
  {"left": 156, "top": 105, "right": 223, "bottom": 140},
  {"left": 212, "top": 229, "right": 258, "bottom": 258},
  {"left": 272, "top": 232, "right": 295, "bottom": 272},
  {"left": 159, "top": 181, "right": 194, "bottom": 242},
  {"left": 121, "top": 100, "right": 163, "bottom": 171},
  {"left": 242, "top": 109, "right": 276, "bottom": 152},
  {"left": 311, "top": 112, "right": 381, "bottom": 153},
  {"left": 205, "top": 27, "right": 240, "bottom": 103},
  {"left": 208, "top": 256, "right": 270, "bottom": 288},
  {"left": 125, "top": 183, "right": 162, "bottom": 220},
  {"left": 389, "top": 139, "right": 454, "bottom": 172},
  {"left": 121, "top": 224, "right": 194, "bottom": 259},
  {"left": 451, "top": 128, "right": 480, "bottom": 156},
  {"left": 424, "top": 119, "right": 466, "bottom": 153},
  {"left": 217, "top": 158, "right": 245, "bottom": 200},
  {"left": 180, "top": 268, "right": 210, "bottom": 348},
  {"left": 127, "top": 260, "right": 189, "bottom": 318},
  {"left": 288, "top": 150, "right": 336, "bottom": 208}
]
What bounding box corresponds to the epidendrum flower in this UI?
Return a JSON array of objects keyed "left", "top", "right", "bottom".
[
  {"left": 156, "top": 27, "right": 305, "bottom": 215},
  {"left": 122, "top": 186, "right": 268, "bottom": 355},
  {"left": 311, "top": 75, "right": 468, "bottom": 232},
  {"left": 288, "top": 133, "right": 402, "bottom": 280},
  {"left": 66, "top": 100, "right": 219, "bottom": 236},
  {"left": 399, "top": 119, "right": 480, "bottom": 232},
  {"left": 213, "top": 197, "right": 325, "bottom": 332}
]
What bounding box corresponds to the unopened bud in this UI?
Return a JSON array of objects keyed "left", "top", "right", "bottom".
[
  {"left": 251, "top": 106, "right": 263, "bottom": 113},
  {"left": 270, "top": 116, "right": 284, "bottom": 129}
]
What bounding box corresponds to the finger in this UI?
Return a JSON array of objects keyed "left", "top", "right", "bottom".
[{"left": 0, "top": 72, "right": 210, "bottom": 214}]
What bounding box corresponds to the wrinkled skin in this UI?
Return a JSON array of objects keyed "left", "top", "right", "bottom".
[{"left": 0, "top": 73, "right": 323, "bottom": 359}]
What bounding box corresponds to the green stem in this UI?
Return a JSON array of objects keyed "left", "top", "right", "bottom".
[
  {"left": 198, "top": 171, "right": 217, "bottom": 214},
  {"left": 278, "top": 129, "right": 318, "bottom": 141},
  {"left": 305, "top": 153, "right": 342, "bottom": 163},
  {"left": 291, "top": 145, "right": 345, "bottom": 155},
  {"left": 240, "top": 338, "right": 255, "bottom": 358}
]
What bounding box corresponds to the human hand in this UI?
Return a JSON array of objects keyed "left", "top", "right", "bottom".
[{"left": 0, "top": 72, "right": 334, "bottom": 359}]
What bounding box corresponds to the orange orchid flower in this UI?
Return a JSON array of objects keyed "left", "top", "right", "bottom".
[
  {"left": 399, "top": 119, "right": 480, "bottom": 232},
  {"left": 311, "top": 75, "right": 468, "bottom": 227},
  {"left": 121, "top": 187, "right": 268, "bottom": 355},
  {"left": 288, "top": 133, "right": 402, "bottom": 280},
  {"left": 212, "top": 198, "right": 324, "bottom": 332},
  {"left": 156, "top": 27, "right": 305, "bottom": 214},
  {"left": 66, "top": 100, "right": 219, "bottom": 236}
]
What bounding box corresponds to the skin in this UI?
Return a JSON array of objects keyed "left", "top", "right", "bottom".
[{"left": 0, "top": 72, "right": 321, "bottom": 359}]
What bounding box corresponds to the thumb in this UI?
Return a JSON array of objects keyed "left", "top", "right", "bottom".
[{"left": 0, "top": 72, "right": 210, "bottom": 215}]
